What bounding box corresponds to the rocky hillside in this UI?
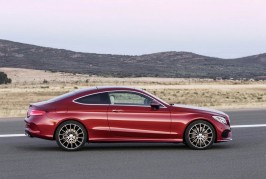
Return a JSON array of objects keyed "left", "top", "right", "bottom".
[{"left": 0, "top": 39, "right": 266, "bottom": 79}]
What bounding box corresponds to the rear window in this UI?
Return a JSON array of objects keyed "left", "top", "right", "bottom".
[
  {"left": 74, "top": 92, "right": 110, "bottom": 104},
  {"left": 47, "top": 87, "right": 96, "bottom": 103}
]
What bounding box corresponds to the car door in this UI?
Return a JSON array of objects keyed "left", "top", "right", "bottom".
[{"left": 107, "top": 91, "right": 172, "bottom": 139}]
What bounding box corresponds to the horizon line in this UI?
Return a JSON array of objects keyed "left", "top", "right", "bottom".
[{"left": 0, "top": 38, "right": 265, "bottom": 59}]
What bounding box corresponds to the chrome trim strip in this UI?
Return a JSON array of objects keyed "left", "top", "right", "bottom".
[{"left": 72, "top": 90, "right": 168, "bottom": 108}]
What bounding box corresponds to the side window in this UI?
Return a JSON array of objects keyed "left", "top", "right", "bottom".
[
  {"left": 108, "top": 92, "right": 153, "bottom": 106},
  {"left": 75, "top": 92, "right": 110, "bottom": 104}
]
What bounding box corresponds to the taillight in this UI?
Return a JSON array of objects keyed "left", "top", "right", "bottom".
[{"left": 29, "top": 110, "right": 46, "bottom": 116}]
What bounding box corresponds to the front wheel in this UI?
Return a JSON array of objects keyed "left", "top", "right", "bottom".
[
  {"left": 184, "top": 120, "right": 216, "bottom": 150},
  {"left": 55, "top": 120, "right": 88, "bottom": 151}
]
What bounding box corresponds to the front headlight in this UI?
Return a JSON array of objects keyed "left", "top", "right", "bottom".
[{"left": 212, "top": 116, "right": 227, "bottom": 124}]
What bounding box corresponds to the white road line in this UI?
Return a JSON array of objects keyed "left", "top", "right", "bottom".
[
  {"left": 231, "top": 124, "right": 266, "bottom": 128},
  {"left": 0, "top": 134, "right": 25, "bottom": 138},
  {"left": 0, "top": 124, "right": 266, "bottom": 138}
]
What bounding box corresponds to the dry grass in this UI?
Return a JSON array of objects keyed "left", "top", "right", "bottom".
[{"left": 1, "top": 68, "right": 266, "bottom": 117}]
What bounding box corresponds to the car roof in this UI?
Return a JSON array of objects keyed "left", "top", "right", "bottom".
[
  {"left": 96, "top": 86, "right": 143, "bottom": 91},
  {"left": 72, "top": 86, "right": 144, "bottom": 98},
  {"left": 70, "top": 86, "right": 169, "bottom": 106}
]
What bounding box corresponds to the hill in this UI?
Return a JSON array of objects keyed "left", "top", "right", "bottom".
[{"left": 0, "top": 39, "right": 266, "bottom": 79}]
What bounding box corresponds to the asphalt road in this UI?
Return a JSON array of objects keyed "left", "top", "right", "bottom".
[{"left": 0, "top": 110, "right": 266, "bottom": 179}]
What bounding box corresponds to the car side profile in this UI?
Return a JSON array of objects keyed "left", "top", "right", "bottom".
[{"left": 25, "top": 86, "right": 232, "bottom": 151}]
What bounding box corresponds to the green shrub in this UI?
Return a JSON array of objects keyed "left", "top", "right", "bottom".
[{"left": 0, "top": 72, "right": 12, "bottom": 84}]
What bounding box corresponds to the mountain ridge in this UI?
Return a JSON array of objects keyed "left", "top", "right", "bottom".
[{"left": 0, "top": 39, "right": 266, "bottom": 79}]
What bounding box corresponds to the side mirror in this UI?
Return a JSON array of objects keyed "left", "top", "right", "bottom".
[{"left": 150, "top": 101, "right": 160, "bottom": 110}]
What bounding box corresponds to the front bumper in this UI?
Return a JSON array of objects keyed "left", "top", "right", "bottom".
[
  {"left": 217, "top": 129, "right": 232, "bottom": 142},
  {"left": 216, "top": 124, "right": 232, "bottom": 142}
]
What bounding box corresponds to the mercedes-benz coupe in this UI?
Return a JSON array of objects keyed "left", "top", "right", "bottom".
[{"left": 25, "top": 86, "right": 232, "bottom": 151}]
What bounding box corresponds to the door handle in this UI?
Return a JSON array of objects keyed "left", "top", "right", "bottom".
[{"left": 112, "top": 109, "right": 123, "bottom": 113}]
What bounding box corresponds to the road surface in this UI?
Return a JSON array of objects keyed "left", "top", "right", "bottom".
[{"left": 0, "top": 110, "right": 266, "bottom": 179}]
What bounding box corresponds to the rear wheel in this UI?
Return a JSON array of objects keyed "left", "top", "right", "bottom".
[
  {"left": 184, "top": 120, "right": 216, "bottom": 150},
  {"left": 55, "top": 120, "right": 87, "bottom": 151}
]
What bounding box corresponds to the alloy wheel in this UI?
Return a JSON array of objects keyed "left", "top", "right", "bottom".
[
  {"left": 56, "top": 121, "right": 87, "bottom": 151},
  {"left": 185, "top": 120, "right": 215, "bottom": 150}
]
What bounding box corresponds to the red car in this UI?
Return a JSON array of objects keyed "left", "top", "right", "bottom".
[{"left": 25, "top": 86, "right": 232, "bottom": 151}]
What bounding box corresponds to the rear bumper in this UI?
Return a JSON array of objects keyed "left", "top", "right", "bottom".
[
  {"left": 25, "top": 129, "right": 34, "bottom": 137},
  {"left": 24, "top": 116, "right": 55, "bottom": 140},
  {"left": 24, "top": 127, "right": 52, "bottom": 140}
]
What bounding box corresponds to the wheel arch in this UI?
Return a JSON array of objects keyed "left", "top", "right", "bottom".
[
  {"left": 53, "top": 118, "right": 89, "bottom": 140},
  {"left": 183, "top": 118, "right": 217, "bottom": 143}
]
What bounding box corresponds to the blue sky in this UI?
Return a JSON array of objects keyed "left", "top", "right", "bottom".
[{"left": 0, "top": 0, "right": 266, "bottom": 58}]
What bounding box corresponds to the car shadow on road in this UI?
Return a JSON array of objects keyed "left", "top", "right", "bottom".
[
  {"left": 15, "top": 142, "right": 233, "bottom": 152},
  {"left": 84, "top": 142, "right": 233, "bottom": 151}
]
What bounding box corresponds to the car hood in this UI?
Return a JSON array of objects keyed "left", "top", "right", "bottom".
[{"left": 171, "top": 104, "right": 227, "bottom": 117}]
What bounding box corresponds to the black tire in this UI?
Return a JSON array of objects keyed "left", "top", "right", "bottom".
[
  {"left": 184, "top": 120, "right": 216, "bottom": 150},
  {"left": 55, "top": 120, "right": 88, "bottom": 151}
]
